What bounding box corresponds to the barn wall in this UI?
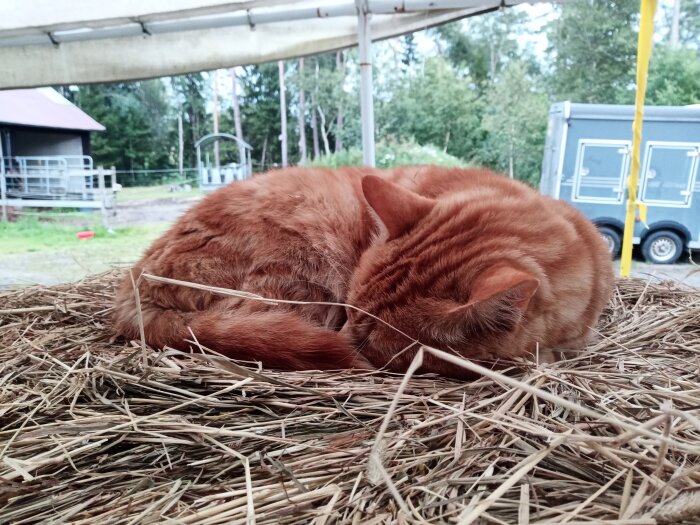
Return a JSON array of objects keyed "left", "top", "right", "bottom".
[{"left": 12, "top": 128, "right": 84, "bottom": 156}]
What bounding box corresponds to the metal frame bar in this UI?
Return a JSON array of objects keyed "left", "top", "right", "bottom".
[
  {"left": 0, "top": 165, "right": 116, "bottom": 216},
  {"left": 357, "top": 0, "right": 375, "bottom": 167},
  {"left": 0, "top": 136, "right": 5, "bottom": 221},
  {"left": 0, "top": 199, "right": 105, "bottom": 208},
  {"left": 553, "top": 101, "right": 570, "bottom": 200},
  {"left": 0, "top": 0, "right": 527, "bottom": 171},
  {"left": 0, "top": 1, "right": 511, "bottom": 46}
]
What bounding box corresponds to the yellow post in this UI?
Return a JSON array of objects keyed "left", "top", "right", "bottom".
[{"left": 620, "top": 0, "right": 658, "bottom": 277}]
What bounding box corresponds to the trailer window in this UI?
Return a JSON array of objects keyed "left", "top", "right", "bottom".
[
  {"left": 573, "top": 140, "right": 629, "bottom": 204},
  {"left": 641, "top": 142, "right": 700, "bottom": 208}
]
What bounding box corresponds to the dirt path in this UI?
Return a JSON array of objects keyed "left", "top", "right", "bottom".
[{"left": 108, "top": 197, "right": 200, "bottom": 227}]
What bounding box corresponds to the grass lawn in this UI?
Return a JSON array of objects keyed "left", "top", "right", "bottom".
[
  {"left": 0, "top": 215, "right": 167, "bottom": 254},
  {"left": 0, "top": 216, "right": 169, "bottom": 287},
  {"left": 118, "top": 184, "right": 200, "bottom": 203}
]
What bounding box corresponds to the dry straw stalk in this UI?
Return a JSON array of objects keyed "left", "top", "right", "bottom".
[{"left": 1, "top": 270, "right": 700, "bottom": 524}]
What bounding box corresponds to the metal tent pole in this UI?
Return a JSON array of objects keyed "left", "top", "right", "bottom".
[
  {"left": 357, "top": 0, "right": 375, "bottom": 167},
  {"left": 0, "top": 133, "right": 6, "bottom": 222},
  {"left": 279, "top": 60, "right": 289, "bottom": 167}
]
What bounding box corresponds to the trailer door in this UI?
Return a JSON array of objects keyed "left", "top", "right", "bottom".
[
  {"left": 572, "top": 140, "right": 630, "bottom": 203},
  {"left": 640, "top": 142, "right": 700, "bottom": 207}
]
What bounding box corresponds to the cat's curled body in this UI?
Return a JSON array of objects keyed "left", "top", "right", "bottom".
[{"left": 113, "top": 166, "right": 614, "bottom": 378}]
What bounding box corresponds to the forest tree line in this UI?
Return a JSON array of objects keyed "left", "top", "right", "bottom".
[{"left": 57, "top": 0, "right": 700, "bottom": 187}]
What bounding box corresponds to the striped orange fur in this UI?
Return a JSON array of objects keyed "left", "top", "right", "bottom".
[{"left": 112, "top": 166, "right": 614, "bottom": 378}]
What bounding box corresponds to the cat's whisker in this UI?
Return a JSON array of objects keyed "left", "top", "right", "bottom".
[{"left": 356, "top": 338, "right": 371, "bottom": 352}]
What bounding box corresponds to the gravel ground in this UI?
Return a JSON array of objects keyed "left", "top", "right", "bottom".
[{"left": 625, "top": 260, "right": 700, "bottom": 287}]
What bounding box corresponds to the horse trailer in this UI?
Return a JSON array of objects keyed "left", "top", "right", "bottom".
[{"left": 540, "top": 102, "right": 700, "bottom": 264}]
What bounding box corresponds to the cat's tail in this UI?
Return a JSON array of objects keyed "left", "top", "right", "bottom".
[{"left": 113, "top": 302, "right": 373, "bottom": 371}]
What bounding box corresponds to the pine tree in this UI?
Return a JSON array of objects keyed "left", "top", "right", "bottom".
[{"left": 546, "top": 0, "right": 639, "bottom": 104}]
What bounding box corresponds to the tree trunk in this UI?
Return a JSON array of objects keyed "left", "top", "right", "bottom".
[
  {"left": 177, "top": 113, "right": 184, "bottom": 179},
  {"left": 260, "top": 135, "right": 268, "bottom": 170},
  {"left": 335, "top": 51, "right": 346, "bottom": 153},
  {"left": 671, "top": 0, "right": 681, "bottom": 45},
  {"left": 310, "top": 60, "right": 321, "bottom": 160},
  {"left": 508, "top": 142, "right": 514, "bottom": 179},
  {"left": 317, "top": 105, "right": 331, "bottom": 156},
  {"left": 509, "top": 122, "right": 515, "bottom": 179},
  {"left": 298, "top": 58, "right": 308, "bottom": 165},
  {"left": 278, "top": 61, "right": 288, "bottom": 168},
  {"left": 230, "top": 67, "right": 246, "bottom": 167},
  {"left": 212, "top": 70, "right": 220, "bottom": 169}
]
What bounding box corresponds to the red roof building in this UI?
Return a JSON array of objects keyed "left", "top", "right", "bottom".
[
  {"left": 0, "top": 88, "right": 105, "bottom": 200},
  {"left": 0, "top": 87, "right": 104, "bottom": 161}
]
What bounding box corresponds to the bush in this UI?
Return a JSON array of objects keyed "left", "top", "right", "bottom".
[{"left": 311, "top": 139, "right": 467, "bottom": 169}]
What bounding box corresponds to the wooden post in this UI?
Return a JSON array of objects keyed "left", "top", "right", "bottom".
[
  {"left": 98, "top": 166, "right": 108, "bottom": 228},
  {"left": 110, "top": 165, "right": 117, "bottom": 215},
  {"left": 0, "top": 175, "right": 6, "bottom": 222},
  {"left": 0, "top": 136, "right": 6, "bottom": 222},
  {"left": 279, "top": 60, "right": 288, "bottom": 168}
]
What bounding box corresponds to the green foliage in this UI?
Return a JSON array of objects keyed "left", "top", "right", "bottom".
[
  {"left": 546, "top": 0, "right": 639, "bottom": 104},
  {"left": 171, "top": 73, "right": 210, "bottom": 169},
  {"left": 678, "top": 2, "right": 700, "bottom": 47},
  {"left": 646, "top": 46, "right": 700, "bottom": 106},
  {"left": 436, "top": 10, "right": 531, "bottom": 90},
  {"left": 377, "top": 58, "right": 483, "bottom": 162},
  {"left": 310, "top": 139, "right": 467, "bottom": 169},
  {"left": 660, "top": 1, "right": 700, "bottom": 46},
  {"left": 291, "top": 52, "right": 358, "bottom": 159},
  {"left": 235, "top": 63, "right": 297, "bottom": 169},
  {"left": 76, "top": 81, "right": 174, "bottom": 175},
  {"left": 57, "top": 1, "right": 699, "bottom": 194},
  {"left": 478, "top": 61, "right": 549, "bottom": 185},
  {"left": 401, "top": 34, "right": 418, "bottom": 72}
]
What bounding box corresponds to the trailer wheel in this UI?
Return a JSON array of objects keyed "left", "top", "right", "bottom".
[
  {"left": 642, "top": 230, "right": 684, "bottom": 265},
  {"left": 597, "top": 226, "right": 621, "bottom": 259}
]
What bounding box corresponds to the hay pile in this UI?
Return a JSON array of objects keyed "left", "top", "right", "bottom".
[{"left": 1, "top": 272, "right": 700, "bottom": 524}]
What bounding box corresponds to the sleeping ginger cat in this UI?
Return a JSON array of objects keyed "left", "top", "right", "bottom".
[{"left": 113, "top": 166, "right": 614, "bottom": 378}]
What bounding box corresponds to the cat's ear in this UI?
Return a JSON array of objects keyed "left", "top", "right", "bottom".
[
  {"left": 467, "top": 266, "right": 540, "bottom": 313},
  {"left": 362, "top": 175, "right": 435, "bottom": 239},
  {"left": 446, "top": 266, "right": 539, "bottom": 333}
]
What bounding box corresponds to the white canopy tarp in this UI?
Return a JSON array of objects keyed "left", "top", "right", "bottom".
[{"left": 0, "top": 1, "right": 537, "bottom": 89}]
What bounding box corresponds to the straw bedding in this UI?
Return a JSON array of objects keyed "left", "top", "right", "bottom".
[{"left": 1, "top": 271, "right": 700, "bottom": 524}]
